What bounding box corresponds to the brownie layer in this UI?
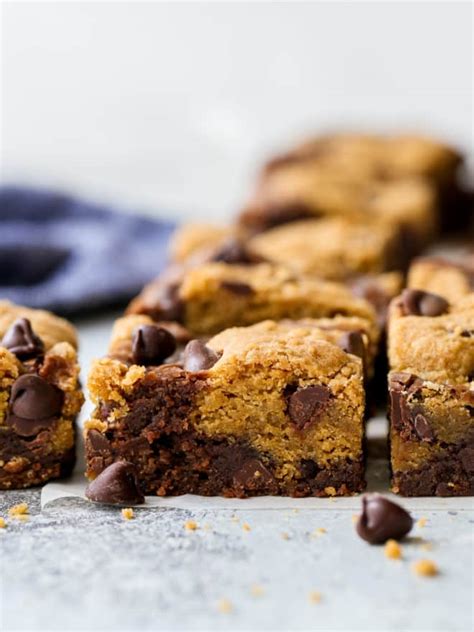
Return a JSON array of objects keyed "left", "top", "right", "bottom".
[{"left": 86, "top": 365, "right": 365, "bottom": 498}]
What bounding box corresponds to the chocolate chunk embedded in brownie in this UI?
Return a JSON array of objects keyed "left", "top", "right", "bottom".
[
  {"left": 387, "top": 292, "right": 474, "bottom": 496},
  {"left": 0, "top": 301, "right": 83, "bottom": 489},
  {"left": 85, "top": 318, "right": 367, "bottom": 498}
]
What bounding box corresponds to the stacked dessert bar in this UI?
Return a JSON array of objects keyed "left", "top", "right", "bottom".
[{"left": 84, "top": 131, "right": 473, "bottom": 498}]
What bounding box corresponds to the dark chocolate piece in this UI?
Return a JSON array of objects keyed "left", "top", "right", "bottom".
[
  {"left": 400, "top": 289, "right": 449, "bottom": 317},
  {"left": 287, "top": 385, "right": 331, "bottom": 430},
  {"left": 337, "top": 331, "right": 365, "bottom": 360},
  {"left": 7, "top": 374, "right": 63, "bottom": 437},
  {"left": 1, "top": 318, "right": 44, "bottom": 360},
  {"left": 413, "top": 414, "right": 435, "bottom": 443},
  {"left": 356, "top": 494, "right": 413, "bottom": 544},
  {"left": 211, "top": 238, "right": 260, "bottom": 265},
  {"left": 220, "top": 281, "right": 254, "bottom": 295},
  {"left": 85, "top": 461, "right": 145, "bottom": 505},
  {"left": 132, "top": 325, "right": 177, "bottom": 366},
  {"left": 182, "top": 340, "right": 220, "bottom": 372}
]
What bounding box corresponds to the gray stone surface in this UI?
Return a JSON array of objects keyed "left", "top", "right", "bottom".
[{"left": 1, "top": 315, "right": 473, "bottom": 632}]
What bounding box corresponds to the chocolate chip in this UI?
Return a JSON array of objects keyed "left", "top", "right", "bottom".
[
  {"left": 157, "top": 282, "right": 184, "bottom": 321},
  {"left": 220, "top": 281, "right": 254, "bottom": 295},
  {"left": 460, "top": 330, "right": 474, "bottom": 338},
  {"left": 355, "top": 494, "right": 413, "bottom": 544},
  {"left": 1, "top": 318, "right": 44, "bottom": 360},
  {"left": 183, "top": 340, "right": 220, "bottom": 371},
  {"left": 85, "top": 461, "right": 145, "bottom": 505},
  {"left": 233, "top": 458, "right": 276, "bottom": 491},
  {"left": 414, "top": 414, "right": 435, "bottom": 442},
  {"left": 87, "top": 429, "right": 111, "bottom": 455},
  {"left": 131, "top": 325, "right": 177, "bottom": 366},
  {"left": 287, "top": 385, "right": 331, "bottom": 430},
  {"left": 211, "top": 238, "right": 258, "bottom": 265},
  {"left": 300, "top": 459, "right": 319, "bottom": 478},
  {"left": 337, "top": 331, "right": 365, "bottom": 360},
  {"left": 400, "top": 289, "right": 449, "bottom": 317},
  {"left": 7, "top": 374, "right": 63, "bottom": 437}
]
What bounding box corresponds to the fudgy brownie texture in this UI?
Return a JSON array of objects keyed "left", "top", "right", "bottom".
[
  {"left": 407, "top": 254, "right": 474, "bottom": 303},
  {"left": 387, "top": 291, "right": 474, "bottom": 496},
  {"left": 0, "top": 301, "right": 84, "bottom": 489},
  {"left": 127, "top": 261, "right": 379, "bottom": 339},
  {"left": 85, "top": 317, "right": 367, "bottom": 497}
]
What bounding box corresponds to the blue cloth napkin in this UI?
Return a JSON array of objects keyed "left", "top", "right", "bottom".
[{"left": 0, "top": 187, "right": 177, "bottom": 315}]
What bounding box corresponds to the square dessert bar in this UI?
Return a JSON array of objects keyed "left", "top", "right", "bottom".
[
  {"left": 387, "top": 291, "right": 474, "bottom": 496},
  {"left": 85, "top": 317, "right": 367, "bottom": 497},
  {"left": 127, "top": 261, "right": 379, "bottom": 340},
  {"left": 407, "top": 255, "right": 474, "bottom": 303},
  {"left": 0, "top": 301, "right": 83, "bottom": 489},
  {"left": 239, "top": 166, "right": 437, "bottom": 257}
]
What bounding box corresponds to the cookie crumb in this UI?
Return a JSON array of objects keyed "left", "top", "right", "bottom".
[
  {"left": 242, "top": 522, "right": 251, "bottom": 532},
  {"left": 312, "top": 527, "right": 327, "bottom": 537},
  {"left": 384, "top": 539, "right": 402, "bottom": 559},
  {"left": 351, "top": 514, "right": 358, "bottom": 524},
  {"left": 281, "top": 532, "right": 290, "bottom": 540},
  {"left": 0, "top": 517, "right": 6, "bottom": 528},
  {"left": 416, "top": 517, "right": 427, "bottom": 528},
  {"left": 308, "top": 591, "right": 322, "bottom": 604},
  {"left": 184, "top": 520, "right": 198, "bottom": 531},
  {"left": 203, "top": 523, "right": 212, "bottom": 532},
  {"left": 251, "top": 584, "right": 264, "bottom": 597},
  {"left": 412, "top": 559, "right": 438, "bottom": 577},
  {"left": 217, "top": 598, "right": 233, "bottom": 613},
  {"left": 8, "top": 503, "right": 29, "bottom": 518},
  {"left": 420, "top": 542, "right": 433, "bottom": 552},
  {"left": 121, "top": 508, "right": 134, "bottom": 520}
]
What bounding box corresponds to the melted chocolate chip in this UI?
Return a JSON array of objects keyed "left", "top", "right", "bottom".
[
  {"left": 131, "top": 325, "right": 177, "bottom": 366},
  {"left": 1, "top": 318, "right": 44, "bottom": 360},
  {"left": 337, "top": 331, "right": 365, "bottom": 360},
  {"left": 85, "top": 461, "right": 145, "bottom": 505},
  {"left": 183, "top": 340, "right": 220, "bottom": 372},
  {"left": 7, "top": 374, "right": 63, "bottom": 437},
  {"left": 211, "top": 238, "right": 257, "bottom": 265},
  {"left": 220, "top": 281, "right": 254, "bottom": 295},
  {"left": 287, "top": 385, "right": 331, "bottom": 430},
  {"left": 414, "top": 414, "right": 435, "bottom": 442},
  {"left": 300, "top": 459, "right": 319, "bottom": 478},
  {"left": 356, "top": 494, "right": 413, "bottom": 544},
  {"left": 400, "top": 289, "right": 449, "bottom": 317}
]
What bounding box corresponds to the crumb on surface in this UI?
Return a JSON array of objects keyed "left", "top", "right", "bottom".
[
  {"left": 281, "top": 532, "right": 289, "bottom": 540},
  {"left": 184, "top": 520, "right": 198, "bottom": 531},
  {"left": 420, "top": 542, "right": 433, "bottom": 552},
  {"left": 251, "top": 584, "right": 264, "bottom": 597},
  {"left": 0, "top": 517, "right": 6, "bottom": 528},
  {"left": 416, "top": 517, "right": 428, "bottom": 528},
  {"left": 412, "top": 559, "right": 439, "bottom": 577},
  {"left": 351, "top": 514, "right": 358, "bottom": 524},
  {"left": 217, "top": 598, "right": 233, "bottom": 613},
  {"left": 308, "top": 591, "right": 322, "bottom": 604},
  {"left": 121, "top": 508, "right": 134, "bottom": 520},
  {"left": 312, "top": 527, "right": 327, "bottom": 537},
  {"left": 384, "top": 539, "right": 402, "bottom": 560},
  {"left": 203, "top": 523, "right": 212, "bottom": 531},
  {"left": 8, "top": 503, "right": 29, "bottom": 518},
  {"left": 242, "top": 522, "right": 251, "bottom": 532}
]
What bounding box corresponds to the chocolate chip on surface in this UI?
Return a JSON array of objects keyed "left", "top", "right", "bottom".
[
  {"left": 132, "top": 325, "right": 177, "bottom": 366},
  {"left": 7, "top": 374, "right": 63, "bottom": 437},
  {"left": 183, "top": 339, "right": 220, "bottom": 372},
  {"left": 400, "top": 289, "right": 449, "bottom": 317},
  {"left": 85, "top": 461, "right": 145, "bottom": 505},
  {"left": 220, "top": 281, "right": 254, "bottom": 295},
  {"left": 414, "top": 414, "right": 435, "bottom": 442},
  {"left": 1, "top": 318, "right": 45, "bottom": 360},
  {"left": 287, "top": 385, "right": 331, "bottom": 430},
  {"left": 337, "top": 331, "right": 365, "bottom": 360},
  {"left": 356, "top": 494, "right": 413, "bottom": 544}
]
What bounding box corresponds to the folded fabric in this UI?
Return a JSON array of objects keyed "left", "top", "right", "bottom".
[{"left": 0, "top": 186, "right": 176, "bottom": 315}]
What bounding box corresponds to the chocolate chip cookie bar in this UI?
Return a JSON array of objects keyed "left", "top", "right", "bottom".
[
  {"left": 407, "top": 254, "right": 474, "bottom": 303},
  {"left": 0, "top": 301, "right": 84, "bottom": 488},
  {"left": 85, "top": 317, "right": 367, "bottom": 497},
  {"left": 127, "top": 262, "right": 379, "bottom": 340},
  {"left": 387, "top": 290, "right": 474, "bottom": 496}
]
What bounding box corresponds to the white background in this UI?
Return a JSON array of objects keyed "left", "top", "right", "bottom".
[{"left": 1, "top": 1, "right": 473, "bottom": 221}]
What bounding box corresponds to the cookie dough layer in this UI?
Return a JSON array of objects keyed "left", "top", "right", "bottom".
[
  {"left": 85, "top": 319, "right": 366, "bottom": 497},
  {"left": 0, "top": 301, "right": 83, "bottom": 489}
]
